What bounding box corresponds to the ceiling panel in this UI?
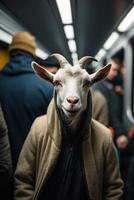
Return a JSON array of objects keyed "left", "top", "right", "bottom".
[
  {"left": 1, "top": 0, "right": 133, "bottom": 62},
  {"left": 72, "top": 0, "right": 133, "bottom": 57}
]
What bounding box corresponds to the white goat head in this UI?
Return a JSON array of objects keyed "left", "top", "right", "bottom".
[{"left": 32, "top": 54, "right": 111, "bottom": 119}]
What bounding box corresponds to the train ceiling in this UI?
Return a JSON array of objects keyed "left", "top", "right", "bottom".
[{"left": 0, "top": 0, "right": 133, "bottom": 63}]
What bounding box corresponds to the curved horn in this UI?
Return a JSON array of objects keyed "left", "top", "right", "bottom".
[
  {"left": 79, "top": 56, "right": 98, "bottom": 69},
  {"left": 52, "top": 53, "right": 69, "bottom": 68}
]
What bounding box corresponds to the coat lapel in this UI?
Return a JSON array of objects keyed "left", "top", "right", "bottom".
[
  {"left": 33, "top": 99, "right": 62, "bottom": 199},
  {"left": 82, "top": 128, "right": 99, "bottom": 200}
]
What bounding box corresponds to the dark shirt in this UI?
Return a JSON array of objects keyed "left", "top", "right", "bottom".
[
  {"left": 125, "top": 156, "right": 134, "bottom": 200},
  {"left": 39, "top": 99, "right": 91, "bottom": 200},
  {"left": 94, "top": 79, "right": 126, "bottom": 137},
  {"left": 39, "top": 143, "right": 90, "bottom": 200}
]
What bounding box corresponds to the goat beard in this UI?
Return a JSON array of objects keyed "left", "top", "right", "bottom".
[{"left": 54, "top": 90, "right": 92, "bottom": 135}]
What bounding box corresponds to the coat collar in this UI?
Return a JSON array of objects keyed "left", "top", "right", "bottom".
[{"left": 46, "top": 99, "right": 62, "bottom": 148}]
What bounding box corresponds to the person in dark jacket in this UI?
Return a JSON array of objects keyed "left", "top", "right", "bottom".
[
  {"left": 0, "top": 104, "right": 12, "bottom": 199},
  {"left": 94, "top": 59, "right": 129, "bottom": 185},
  {"left": 94, "top": 59, "right": 128, "bottom": 148},
  {"left": 0, "top": 32, "right": 53, "bottom": 170}
]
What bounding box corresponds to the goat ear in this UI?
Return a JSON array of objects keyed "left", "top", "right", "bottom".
[
  {"left": 32, "top": 61, "right": 54, "bottom": 83},
  {"left": 90, "top": 64, "right": 111, "bottom": 84}
]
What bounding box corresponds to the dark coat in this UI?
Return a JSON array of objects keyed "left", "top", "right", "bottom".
[
  {"left": 125, "top": 156, "right": 134, "bottom": 200},
  {"left": 0, "top": 52, "right": 53, "bottom": 169},
  {"left": 0, "top": 104, "right": 12, "bottom": 196},
  {"left": 94, "top": 79, "right": 126, "bottom": 138}
]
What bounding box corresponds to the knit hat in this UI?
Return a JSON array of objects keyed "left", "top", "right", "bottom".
[{"left": 8, "top": 32, "right": 36, "bottom": 57}]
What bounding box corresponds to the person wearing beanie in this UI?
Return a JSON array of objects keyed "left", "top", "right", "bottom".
[{"left": 0, "top": 32, "right": 53, "bottom": 174}]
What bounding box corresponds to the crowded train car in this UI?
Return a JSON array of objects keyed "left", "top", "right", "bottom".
[{"left": 0, "top": 0, "right": 134, "bottom": 200}]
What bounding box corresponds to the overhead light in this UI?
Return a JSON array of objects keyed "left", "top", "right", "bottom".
[
  {"left": 68, "top": 39, "right": 77, "bottom": 52},
  {"left": 72, "top": 59, "right": 79, "bottom": 65},
  {"left": 71, "top": 52, "right": 78, "bottom": 60},
  {"left": 56, "top": 0, "right": 72, "bottom": 24},
  {"left": 36, "top": 48, "right": 48, "bottom": 59},
  {"left": 64, "top": 25, "right": 74, "bottom": 39},
  {"left": 71, "top": 52, "right": 78, "bottom": 65},
  {"left": 0, "top": 29, "right": 12, "bottom": 43},
  {"left": 96, "top": 49, "right": 106, "bottom": 60},
  {"left": 103, "top": 32, "right": 119, "bottom": 50},
  {"left": 118, "top": 6, "right": 134, "bottom": 32}
]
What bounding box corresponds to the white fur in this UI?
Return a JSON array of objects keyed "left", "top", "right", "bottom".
[{"left": 32, "top": 58, "right": 111, "bottom": 126}]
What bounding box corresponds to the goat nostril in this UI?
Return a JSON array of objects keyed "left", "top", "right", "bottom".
[
  {"left": 67, "top": 96, "right": 79, "bottom": 105},
  {"left": 73, "top": 99, "right": 79, "bottom": 104}
]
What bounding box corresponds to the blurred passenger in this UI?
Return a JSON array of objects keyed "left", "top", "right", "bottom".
[
  {"left": 111, "top": 58, "right": 124, "bottom": 122},
  {"left": 0, "top": 32, "right": 53, "bottom": 170},
  {"left": 94, "top": 58, "right": 128, "bottom": 147},
  {"left": 0, "top": 104, "right": 12, "bottom": 199},
  {"left": 111, "top": 58, "right": 132, "bottom": 183}
]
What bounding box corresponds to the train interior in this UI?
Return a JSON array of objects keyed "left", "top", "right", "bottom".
[
  {"left": 0, "top": 0, "right": 134, "bottom": 130},
  {"left": 0, "top": 1, "right": 134, "bottom": 199}
]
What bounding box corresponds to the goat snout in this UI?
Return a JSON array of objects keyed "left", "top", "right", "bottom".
[{"left": 66, "top": 96, "right": 79, "bottom": 105}]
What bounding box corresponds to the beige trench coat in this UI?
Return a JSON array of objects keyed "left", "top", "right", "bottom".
[{"left": 14, "top": 99, "right": 123, "bottom": 200}]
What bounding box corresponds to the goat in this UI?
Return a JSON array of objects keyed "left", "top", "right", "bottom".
[{"left": 32, "top": 53, "right": 111, "bottom": 131}]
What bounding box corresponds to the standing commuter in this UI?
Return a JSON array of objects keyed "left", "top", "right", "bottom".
[
  {"left": 94, "top": 58, "right": 130, "bottom": 186},
  {"left": 94, "top": 58, "right": 128, "bottom": 148},
  {"left": 0, "top": 32, "right": 53, "bottom": 170}
]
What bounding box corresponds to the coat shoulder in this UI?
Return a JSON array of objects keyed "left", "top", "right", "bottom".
[
  {"left": 33, "top": 115, "right": 47, "bottom": 133},
  {"left": 30, "top": 115, "right": 47, "bottom": 139},
  {"left": 91, "top": 119, "right": 111, "bottom": 144},
  {"left": 34, "top": 115, "right": 47, "bottom": 128}
]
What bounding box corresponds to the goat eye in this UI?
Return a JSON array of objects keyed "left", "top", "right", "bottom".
[
  {"left": 54, "top": 80, "right": 62, "bottom": 87},
  {"left": 83, "top": 80, "right": 90, "bottom": 87}
]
